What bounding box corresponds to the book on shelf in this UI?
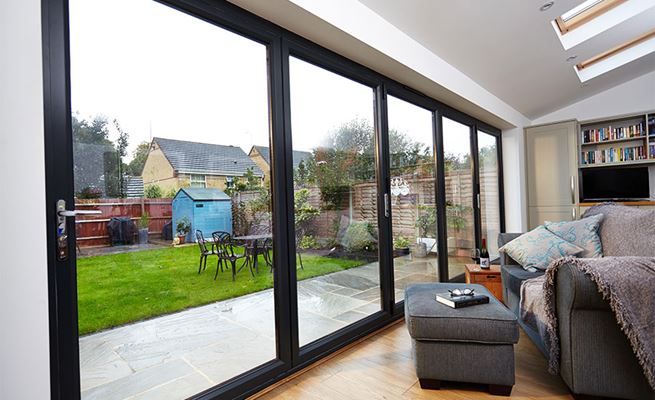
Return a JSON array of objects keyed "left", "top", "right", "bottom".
[
  {"left": 581, "top": 121, "right": 645, "bottom": 144},
  {"left": 436, "top": 292, "right": 489, "bottom": 309},
  {"left": 650, "top": 144, "right": 655, "bottom": 159},
  {"left": 581, "top": 145, "right": 647, "bottom": 165}
]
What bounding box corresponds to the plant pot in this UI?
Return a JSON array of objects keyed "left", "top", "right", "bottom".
[
  {"left": 411, "top": 242, "right": 427, "bottom": 258},
  {"left": 138, "top": 228, "right": 149, "bottom": 244},
  {"left": 177, "top": 234, "right": 186, "bottom": 245},
  {"left": 393, "top": 247, "right": 410, "bottom": 258}
]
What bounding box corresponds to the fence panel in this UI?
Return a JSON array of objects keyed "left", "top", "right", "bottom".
[{"left": 75, "top": 198, "right": 172, "bottom": 247}]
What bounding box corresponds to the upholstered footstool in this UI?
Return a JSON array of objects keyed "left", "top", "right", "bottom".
[{"left": 405, "top": 283, "right": 519, "bottom": 396}]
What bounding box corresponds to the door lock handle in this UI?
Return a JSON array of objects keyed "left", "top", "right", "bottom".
[
  {"left": 56, "top": 199, "right": 101, "bottom": 261},
  {"left": 58, "top": 209, "right": 102, "bottom": 217}
]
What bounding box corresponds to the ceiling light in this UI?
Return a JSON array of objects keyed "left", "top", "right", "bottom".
[
  {"left": 540, "top": 2, "right": 554, "bottom": 11},
  {"left": 566, "top": 55, "right": 577, "bottom": 62}
]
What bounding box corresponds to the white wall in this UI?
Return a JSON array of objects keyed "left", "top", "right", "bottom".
[
  {"left": 501, "top": 128, "right": 528, "bottom": 232},
  {"left": 0, "top": 0, "right": 51, "bottom": 399},
  {"left": 532, "top": 70, "right": 655, "bottom": 125}
]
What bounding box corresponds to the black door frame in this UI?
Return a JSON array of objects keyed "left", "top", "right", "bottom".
[{"left": 42, "top": 0, "right": 504, "bottom": 398}]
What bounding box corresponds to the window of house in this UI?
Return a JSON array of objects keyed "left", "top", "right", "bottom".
[
  {"left": 225, "top": 176, "right": 234, "bottom": 188},
  {"left": 190, "top": 174, "right": 206, "bottom": 188}
]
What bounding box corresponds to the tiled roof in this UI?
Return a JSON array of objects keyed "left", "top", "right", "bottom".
[
  {"left": 154, "top": 137, "right": 263, "bottom": 177},
  {"left": 251, "top": 145, "right": 312, "bottom": 169}
]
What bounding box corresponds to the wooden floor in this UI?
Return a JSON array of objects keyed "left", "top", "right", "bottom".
[{"left": 254, "top": 321, "right": 573, "bottom": 399}]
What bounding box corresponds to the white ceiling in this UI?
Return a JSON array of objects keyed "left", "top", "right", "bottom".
[{"left": 357, "top": 0, "right": 655, "bottom": 119}]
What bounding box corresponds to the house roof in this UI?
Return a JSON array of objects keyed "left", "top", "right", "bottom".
[
  {"left": 154, "top": 137, "right": 263, "bottom": 177},
  {"left": 175, "top": 187, "right": 230, "bottom": 201},
  {"left": 250, "top": 145, "right": 312, "bottom": 169}
]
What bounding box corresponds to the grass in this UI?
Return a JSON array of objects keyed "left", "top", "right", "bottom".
[{"left": 77, "top": 245, "right": 365, "bottom": 335}]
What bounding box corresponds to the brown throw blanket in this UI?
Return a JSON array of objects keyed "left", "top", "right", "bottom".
[{"left": 520, "top": 256, "right": 655, "bottom": 389}]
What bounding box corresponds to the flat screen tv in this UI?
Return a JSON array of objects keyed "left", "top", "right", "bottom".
[{"left": 581, "top": 166, "right": 650, "bottom": 201}]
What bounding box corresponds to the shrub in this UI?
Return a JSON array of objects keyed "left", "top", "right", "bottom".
[
  {"left": 415, "top": 204, "right": 436, "bottom": 237},
  {"left": 77, "top": 186, "right": 103, "bottom": 199},
  {"left": 138, "top": 212, "right": 149, "bottom": 229},
  {"left": 144, "top": 184, "right": 163, "bottom": 198},
  {"left": 298, "top": 235, "right": 318, "bottom": 250},
  {"left": 341, "top": 221, "right": 377, "bottom": 252},
  {"left": 164, "top": 188, "right": 177, "bottom": 198},
  {"left": 393, "top": 236, "right": 410, "bottom": 249}
]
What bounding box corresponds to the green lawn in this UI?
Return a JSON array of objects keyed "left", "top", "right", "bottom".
[{"left": 77, "top": 245, "right": 365, "bottom": 335}]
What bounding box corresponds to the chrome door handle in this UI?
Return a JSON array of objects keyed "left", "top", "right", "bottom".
[
  {"left": 57, "top": 209, "right": 102, "bottom": 217},
  {"left": 570, "top": 176, "right": 575, "bottom": 204},
  {"left": 572, "top": 207, "right": 577, "bottom": 220},
  {"left": 56, "top": 199, "right": 101, "bottom": 261}
]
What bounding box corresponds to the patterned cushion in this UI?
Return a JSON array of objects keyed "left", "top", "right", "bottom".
[
  {"left": 545, "top": 214, "right": 603, "bottom": 258},
  {"left": 499, "top": 225, "right": 585, "bottom": 272}
]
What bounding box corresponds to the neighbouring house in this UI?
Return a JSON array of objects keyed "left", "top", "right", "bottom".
[
  {"left": 248, "top": 145, "right": 312, "bottom": 184},
  {"left": 141, "top": 137, "right": 264, "bottom": 192}
]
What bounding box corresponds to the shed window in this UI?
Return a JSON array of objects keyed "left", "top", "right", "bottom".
[
  {"left": 226, "top": 176, "right": 234, "bottom": 188},
  {"left": 190, "top": 174, "right": 206, "bottom": 188}
]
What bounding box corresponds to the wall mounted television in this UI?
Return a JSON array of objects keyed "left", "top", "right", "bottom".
[{"left": 580, "top": 166, "right": 650, "bottom": 201}]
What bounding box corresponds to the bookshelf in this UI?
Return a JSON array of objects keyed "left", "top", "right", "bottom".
[{"left": 579, "top": 112, "right": 655, "bottom": 168}]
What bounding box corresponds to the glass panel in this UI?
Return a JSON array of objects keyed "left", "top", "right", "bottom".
[
  {"left": 387, "top": 96, "right": 439, "bottom": 303},
  {"left": 69, "top": 0, "right": 276, "bottom": 398},
  {"left": 442, "top": 117, "right": 474, "bottom": 279},
  {"left": 477, "top": 131, "right": 501, "bottom": 259},
  {"left": 289, "top": 57, "right": 380, "bottom": 347}
]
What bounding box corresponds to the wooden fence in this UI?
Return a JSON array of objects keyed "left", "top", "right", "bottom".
[{"left": 75, "top": 198, "right": 172, "bottom": 247}]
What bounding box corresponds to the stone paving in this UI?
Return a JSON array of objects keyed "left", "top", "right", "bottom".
[{"left": 79, "top": 255, "right": 449, "bottom": 400}]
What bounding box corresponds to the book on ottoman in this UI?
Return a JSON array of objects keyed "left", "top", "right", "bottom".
[{"left": 436, "top": 292, "right": 489, "bottom": 308}]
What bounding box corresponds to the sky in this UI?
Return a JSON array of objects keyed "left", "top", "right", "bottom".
[{"left": 69, "top": 0, "right": 472, "bottom": 163}]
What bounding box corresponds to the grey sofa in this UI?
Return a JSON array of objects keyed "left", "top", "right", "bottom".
[{"left": 499, "top": 233, "right": 653, "bottom": 399}]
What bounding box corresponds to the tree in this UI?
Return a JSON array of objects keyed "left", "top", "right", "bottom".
[
  {"left": 127, "top": 141, "right": 150, "bottom": 176},
  {"left": 72, "top": 113, "right": 112, "bottom": 146},
  {"left": 308, "top": 118, "right": 423, "bottom": 209},
  {"left": 224, "top": 168, "right": 261, "bottom": 196}
]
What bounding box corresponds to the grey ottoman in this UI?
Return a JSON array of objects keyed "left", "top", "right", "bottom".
[{"left": 405, "top": 283, "right": 519, "bottom": 396}]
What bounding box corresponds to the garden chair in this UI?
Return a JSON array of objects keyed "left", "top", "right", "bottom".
[
  {"left": 196, "top": 230, "right": 221, "bottom": 275},
  {"left": 262, "top": 237, "right": 273, "bottom": 271},
  {"left": 212, "top": 231, "right": 251, "bottom": 281}
]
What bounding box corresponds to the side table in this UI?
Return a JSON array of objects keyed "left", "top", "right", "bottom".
[{"left": 464, "top": 264, "right": 504, "bottom": 303}]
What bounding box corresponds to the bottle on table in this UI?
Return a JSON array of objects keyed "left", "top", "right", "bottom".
[{"left": 480, "top": 238, "right": 490, "bottom": 269}]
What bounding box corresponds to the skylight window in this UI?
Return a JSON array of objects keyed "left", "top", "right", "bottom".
[
  {"left": 555, "top": 0, "right": 626, "bottom": 34},
  {"left": 575, "top": 29, "right": 655, "bottom": 82}
]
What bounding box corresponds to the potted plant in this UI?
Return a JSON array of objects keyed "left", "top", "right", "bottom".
[
  {"left": 176, "top": 216, "right": 191, "bottom": 244},
  {"left": 393, "top": 236, "right": 410, "bottom": 257},
  {"left": 138, "top": 212, "right": 149, "bottom": 245},
  {"left": 414, "top": 204, "right": 436, "bottom": 257},
  {"left": 446, "top": 202, "right": 470, "bottom": 255}
]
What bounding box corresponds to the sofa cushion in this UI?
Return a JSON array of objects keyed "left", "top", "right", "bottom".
[
  {"left": 545, "top": 213, "right": 604, "bottom": 258},
  {"left": 499, "top": 225, "right": 585, "bottom": 272},
  {"left": 405, "top": 283, "right": 519, "bottom": 344},
  {"left": 583, "top": 203, "right": 655, "bottom": 257},
  {"left": 501, "top": 264, "right": 543, "bottom": 297}
]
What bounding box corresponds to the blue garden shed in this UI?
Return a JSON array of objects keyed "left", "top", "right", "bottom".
[{"left": 172, "top": 188, "right": 232, "bottom": 242}]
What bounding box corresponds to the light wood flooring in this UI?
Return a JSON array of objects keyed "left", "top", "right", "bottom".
[{"left": 254, "top": 321, "right": 573, "bottom": 399}]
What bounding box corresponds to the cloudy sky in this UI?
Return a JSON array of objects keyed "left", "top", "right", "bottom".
[{"left": 69, "top": 0, "right": 471, "bottom": 163}]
